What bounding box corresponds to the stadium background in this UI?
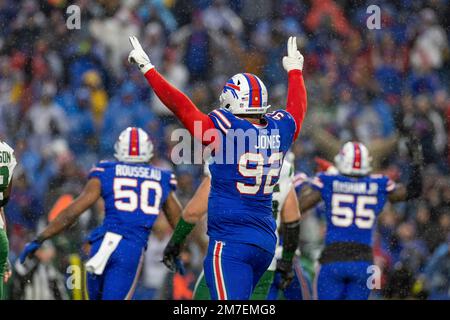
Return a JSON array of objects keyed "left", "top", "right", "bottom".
[{"left": 0, "top": 0, "right": 449, "bottom": 299}]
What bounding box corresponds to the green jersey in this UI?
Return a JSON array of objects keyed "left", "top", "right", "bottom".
[{"left": 0, "top": 141, "right": 17, "bottom": 229}]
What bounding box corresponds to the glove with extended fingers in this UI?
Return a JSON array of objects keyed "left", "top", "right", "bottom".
[
  {"left": 128, "top": 36, "right": 154, "bottom": 74},
  {"left": 282, "top": 36, "right": 304, "bottom": 72}
]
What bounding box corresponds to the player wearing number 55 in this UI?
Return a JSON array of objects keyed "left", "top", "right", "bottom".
[
  {"left": 19, "top": 127, "right": 183, "bottom": 300},
  {"left": 296, "top": 139, "right": 423, "bottom": 300}
]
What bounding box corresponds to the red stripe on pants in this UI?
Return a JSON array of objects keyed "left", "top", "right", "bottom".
[{"left": 213, "top": 242, "right": 226, "bottom": 300}]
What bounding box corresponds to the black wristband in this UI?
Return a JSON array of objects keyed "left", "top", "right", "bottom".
[{"left": 281, "top": 219, "right": 301, "bottom": 261}]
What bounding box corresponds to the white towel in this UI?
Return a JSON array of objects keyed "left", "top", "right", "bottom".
[{"left": 85, "top": 232, "right": 123, "bottom": 275}]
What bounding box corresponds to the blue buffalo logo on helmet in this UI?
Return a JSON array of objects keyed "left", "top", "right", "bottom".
[{"left": 219, "top": 73, "right": 270, "bottom": 115}]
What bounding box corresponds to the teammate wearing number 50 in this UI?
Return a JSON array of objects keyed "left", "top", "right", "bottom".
[
  {"left": 19, "top": 127, "right": 183, "bottom": 300},
  {"left": 128, "top": 35, "right": 307, "bottom": 299},
  {"left": 297, "top": 139, "right": 423, "bottom": 300}
]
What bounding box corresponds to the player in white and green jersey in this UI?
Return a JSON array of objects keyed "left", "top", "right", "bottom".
[
  {"left": 190, "top": 153, "right": 301, "bottom": 299},
  {"left": 0, "top": 141, "right": 17, "bottom": 299}
]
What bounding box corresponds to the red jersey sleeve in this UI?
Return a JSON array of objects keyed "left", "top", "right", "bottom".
[
  {"left": 285, "top": 70, "right": 307, "bottom": 141},
  {"left": 144, "top": 69, "right": 215, "bottom": 145}
]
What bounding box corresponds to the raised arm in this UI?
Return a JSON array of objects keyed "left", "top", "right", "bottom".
[
  {"left": 388, "top": 135, "right": 423, "bottom": 203},
  {"left": 277, "top": 186, "right": 301, "bottom": 290},
  {"left": 298, "top": 185, "right": 323, "bottom": 212},
  {"left": 128, "top": 36, "right": 215, "bottom": 144},
  {"left": 283, "top": 37, "right": 307, "bottom": 140},
  {"left": 181, "top": 176, "right": 210, "bottom": 224},
  {"left": 162, "top": 176, "right": 211, "bottom": 273},
  {"left": 162, "top": 191, "right": 183, "bottom": 229},
  {"left": 19, "top": 178, "right": 101, "bottom": 263}
]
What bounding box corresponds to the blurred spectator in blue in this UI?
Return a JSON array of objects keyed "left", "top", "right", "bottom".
[
  {"left": 6, "top": 169, "right": 43, "bottom": 231},
  {"left": 406, "top": 66, "right": 442, "bottom": 96},
  {"left": 183, "top": 11, "right": 211, "bottom": 81},
  {"left": 415, "top": 203, "right": 444, "bottom": 253},
  {"left": 67, "top": 88, "right": 96, "bottom": 157},
  {"left": 395, "top": 221, "right": 429, "bottom": 277},
  {"left": 203, "top": 0, "right": 243, "bottom": 35},
  {"left": 264, "top": 28, "right": 288, "bottom": 86},
  {"left": 100, "top": 81, "right": 155, "bottom": 156},
  {"left": 371, "top": 34, "right": 403, "bottom": 97},
  {"left": 137, "top": 0, "right": 177, "bottom": 33},
  {"left": 66, "top": 40, "right": 108, "bottom": 89},
  {"left": 411, "top": 95, "right": 446, "bottom": 165},
  {"left": 423, "top": 241, "right": 450, "bottom": 300}
]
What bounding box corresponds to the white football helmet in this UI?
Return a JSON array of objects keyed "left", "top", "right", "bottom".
[
  {"left": 114, "top": 127, "right": 154, "bottom": 163},
  {"left": 334, "top": 142, "right": 372, "bottom": 176},
  {"left": 219, "top": 73, "right": 270, "bottom": 115}
]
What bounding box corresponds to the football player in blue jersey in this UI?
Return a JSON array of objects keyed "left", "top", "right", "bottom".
[
  {"left": 19, "top": 127, "right": 183, "bottom": 300},
  {"left": 178, "top": 154, "right": 302, "bottom": 300},
  {"left": 128, "top": 36, "right": 307, "bottom": 299},
  {"left": 296, "top": 139, "right": 423, "bottom": 300}
]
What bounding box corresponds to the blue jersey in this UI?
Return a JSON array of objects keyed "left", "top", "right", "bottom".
[
  {"left": 88, "top": 161, "right": 176, "bottom": 248},
  {"left": 207, "top": 108, "right": 296, "bottom": 253},
  {"left": 310, "top": 172, "right": 396, "bottom": 247}
]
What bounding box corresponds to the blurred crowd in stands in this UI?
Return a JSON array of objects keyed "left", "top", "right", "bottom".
[{"left": 0, "top": 0, "right": 449, "bottom": 299}]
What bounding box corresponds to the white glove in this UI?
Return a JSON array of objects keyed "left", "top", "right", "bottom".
[
  {"left": 282, "top": 36, "right": 304, "bottom": 72},
  {"left": 128, "top": 36, "right": 154, "bottom": 74}
]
